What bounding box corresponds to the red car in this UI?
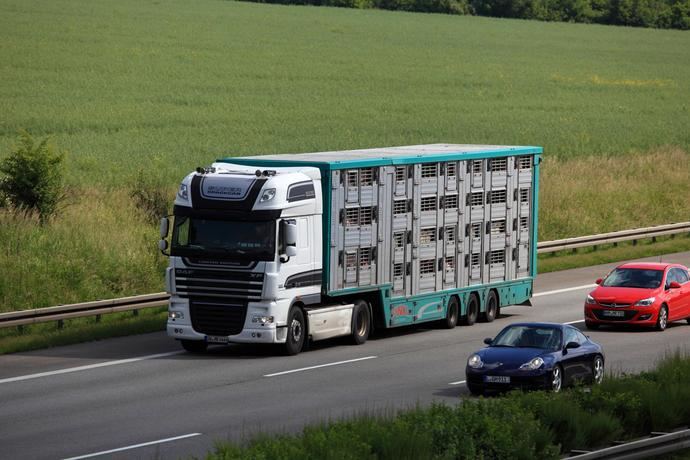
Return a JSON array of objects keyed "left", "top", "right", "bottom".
[{"left": 584, "top": 262, "right": 690, "bottom": 331}]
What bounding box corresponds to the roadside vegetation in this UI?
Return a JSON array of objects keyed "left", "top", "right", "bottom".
[
  {"left": 207, "top": 351, "right": 690, "bottom": 459},
  {"left": 1, "top": 0, "right": 688, "bottom": 319},
  {"left": 245, "top": 0, "right": 690, "bottom": 29}
]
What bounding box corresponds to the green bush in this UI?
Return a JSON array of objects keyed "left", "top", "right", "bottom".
[
  {"left": 129, "top": 158, "right": 172, "bottom": 225},
  {"left": 0, "top": 131, "right": 65, "bottom": 224}
]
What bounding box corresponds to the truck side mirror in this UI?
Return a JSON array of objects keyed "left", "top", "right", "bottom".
[
  {"left": 281, "top": 220, "right": 298, "bottom": 261},
  {"left": 160, "top": 217, "right": 169, "bottom": 239},
  {"left": 159, "top": 217, "right": 170, "bottom": 256}
]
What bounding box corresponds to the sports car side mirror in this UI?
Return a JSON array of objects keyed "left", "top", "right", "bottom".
[
  {"left": 565, "top": 341, "right": 580, "bottom": 349},
  {"left": 483, "top": 337, "right": 493, "bottom": 345},
  {"left": 595, "top": 278, "right": 603, "bottom": 285},
  {"left": 669, "top": 281, "right": 681, "bottom": 289}
]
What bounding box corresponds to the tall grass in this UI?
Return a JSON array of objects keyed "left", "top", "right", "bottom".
[{"left": 0, "top": 188, "right": 169, "bottom": 312}]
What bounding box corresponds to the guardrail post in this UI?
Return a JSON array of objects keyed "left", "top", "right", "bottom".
[
  {"left": 57, "top": 320, "right": 64, "bottom": 330},
  {"left": 17, "top": 325, "right": 24, "bottom": 334},
  {"left": 95, "top": 314, "right": 101, "bottom": 323},
  {"left": 132, "top": 310, "right": 139, "bottom": 317}
]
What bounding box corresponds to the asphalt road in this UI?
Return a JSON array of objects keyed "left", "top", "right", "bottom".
[{"left": 1, "top": 251, "right": 689, "bottom": 460}]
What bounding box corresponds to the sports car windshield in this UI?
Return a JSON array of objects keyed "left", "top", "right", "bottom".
[
  {"left": 171, "top": 216, "right": 275, "bottom": 261},
  {"left": 491, "top": 326, "right": 562, "bottom": 350},
  {"left": 602, "top": 268, "right": 663, "bottom": 289}
]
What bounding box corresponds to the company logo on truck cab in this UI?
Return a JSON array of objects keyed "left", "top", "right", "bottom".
[{"left": 200, "top": 176, "right": 255, "bottom": 201}]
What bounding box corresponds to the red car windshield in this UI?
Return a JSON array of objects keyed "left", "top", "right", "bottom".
[{"left": 602, "top": 268, "right": 663, "bottom": 289}]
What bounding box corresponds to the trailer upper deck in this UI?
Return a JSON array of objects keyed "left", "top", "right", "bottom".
[{"left": 221, "top": 144, "right": 542, "bottom": 170}]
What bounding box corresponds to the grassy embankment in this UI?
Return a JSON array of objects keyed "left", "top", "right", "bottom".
[
  {"left": 0, "top": 0, "right": 689, "bottom": 348},
  {"left": 207, "top": 352, "right": 690, "bottom": 459}
]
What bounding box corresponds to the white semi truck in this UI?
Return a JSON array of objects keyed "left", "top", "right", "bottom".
[{"left": 159, "top": 144, "right": 541, "bottom": 355}]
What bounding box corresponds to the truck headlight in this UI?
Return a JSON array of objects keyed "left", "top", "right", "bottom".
[
  {"left": 468, "top": 354, "right": 484, "bottom": 369},
  {"left": 177, "top": 183, "right": 188, "bottom": 200},
  {"left": 260, "top": 188, "right": 276, "bottom": 203},
  {"left": 519, "top": 357, "right": 544, "bottom": 371},
  {"left": 169, "top": 311, "right": 184, "bottom": 320},
  {"left": 252, "top": 315, "right": 274, "bottom": 324},
  {"left": 634, "top": 297, "right": 655, "bottom": 307}
]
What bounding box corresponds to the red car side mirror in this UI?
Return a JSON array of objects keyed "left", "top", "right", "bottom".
[
  {"left": 669, "top": 281, "right": 681, "bottom": 289},
  {"left": 595, "top": 278, "right": 603, "bottom": 285}
]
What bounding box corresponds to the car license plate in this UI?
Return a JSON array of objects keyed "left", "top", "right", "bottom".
[
  {"left": 484, "top": 375, "right": 510, "bottom": 383},
  {"left": 602, "top": 310, "right": 624, "bottom": 317},
  {"left": 206, "top": 335, "right": 229, "bottom": 344}
]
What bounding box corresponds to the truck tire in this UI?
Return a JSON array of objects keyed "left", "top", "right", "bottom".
[
  {"left": 180, "top": 339, "right": 207, "bottom": 354},
  {"left": 442, "top": 296, "right": 459, "bottom": 329},
  {"left": 284, "top": 307, "right": 306, "bottom": 356},
  {"left": 350, "top": 300, "right": 371, "bottom": 345},
  {"left": 481, "top": 291, "right": 498, "bottom": 323},
  {"left": 461, "top": 294, "right": 479, "bottom": 326}
]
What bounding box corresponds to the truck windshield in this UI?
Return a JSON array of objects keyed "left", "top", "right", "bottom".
[{"left": 171, "top": 216, "right": 276, "bottom": 261}]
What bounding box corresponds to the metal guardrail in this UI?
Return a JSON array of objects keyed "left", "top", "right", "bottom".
[
  {"left": 566, "top": 428, "right": 690, "bottom": 459},
  {"left": 537, "top": 221, "right": 690, "bottom": 254},
  {"left": 1, "top": 222, "right": 688, "bottom": 329},
  {"left": 0, "top": 293, "right": 169, "bottom": 328}
]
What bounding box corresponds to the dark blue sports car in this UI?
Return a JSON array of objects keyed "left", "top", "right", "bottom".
[{"left": 465, "top": 322, "right": 605, "bottom": 395}]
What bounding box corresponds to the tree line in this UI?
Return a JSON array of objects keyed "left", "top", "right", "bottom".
[{"left": 247, "top": 0, "right": 690, "bottom": 29}]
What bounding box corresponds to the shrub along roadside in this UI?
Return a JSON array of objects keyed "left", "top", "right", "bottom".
[{"left": 207, "top": 352, "right": 690, "bottom": 459}]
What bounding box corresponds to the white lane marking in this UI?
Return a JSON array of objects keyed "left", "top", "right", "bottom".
[
  {"left": 449, "top": 380, "right": 466, "bottom": 386},
  {"left": 534, "top": 284, "right": 596, "bottom": 297},
  {"left": 264, "top": 356, "right": 377, "bottom": 377},
  {"left": 63, "top": 433, "right": 202, "bottom": 460},
  {"left": 565, "top": 319, "right": 585, "bottom": 325},
  {"left": 0, "top": 351, "right": 183, "bottom": 385}
]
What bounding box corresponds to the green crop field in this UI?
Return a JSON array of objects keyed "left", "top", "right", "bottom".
[{"left": 1, "top": 0, "right": 689, "bottom": 313}]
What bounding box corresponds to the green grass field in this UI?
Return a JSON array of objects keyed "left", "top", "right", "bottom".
[{"left": 1, "top": 0, "right": 689, "bottom": 313}]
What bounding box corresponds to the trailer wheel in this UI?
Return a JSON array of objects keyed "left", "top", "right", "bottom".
[
  {"left": 481, "top": 291, "right": 498, "bottom": 323},
  {"left": 350, "top": 300, "right": 371, "bottom": 345},
  {"left": 442, "top": 296, "right": 459, "bottom": 329},
  {"left": 180, "top": 340, "right": 207, "bottom": 354},
  {"left": 284, "top": 307, "right": 306, "bottom": 356},
  {"left": 462, "top": 294, "right": 479, "bottom": 326}
]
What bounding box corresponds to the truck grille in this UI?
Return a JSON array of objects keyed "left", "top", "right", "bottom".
[
  {"left": 190, "top": 300, "right": 247, "bottom": 336},
  {"left": 175, "top": 268, "right": 263, "bottom": 301}
]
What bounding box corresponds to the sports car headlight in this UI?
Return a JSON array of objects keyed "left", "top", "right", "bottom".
[
  {"left": 634, "top": 297, "right": 655, "bottom": 307},
  {"left": 468, "top": 354, "right": 484, "bottom": 369},
  {"left": 519, "top": 357, "right": 544, "bottom": 371},
  {"left": 586, "top": 295, "right": 597, "bottom": 305}
]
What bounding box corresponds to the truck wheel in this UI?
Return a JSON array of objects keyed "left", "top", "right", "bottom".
[
  {"left": 350, "top": 300, "right": 371, "bottom": 345},
  {"left": 181, "top": 340, "right": 207, "bottom": 354},
  {"left": 442, "top": 296, "right": 459, "bottom": 329},
  {"left": 481, "top": 291, "right": 498, "bottom": 323},
  {"left": 284, "top": 307, "right": 306, "bottom": 355},
  {"left": 461, "top": 295, "right": 479, "bottom": 326}
]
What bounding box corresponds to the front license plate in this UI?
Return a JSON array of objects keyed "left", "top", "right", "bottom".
[
  {"left": 484, "top": 375, "right": 510, "bottom": 383},
  {"left": 602, "top": 310, "right": 624, "bottom": 317},
  {"left": 206, "top": 335, "right": 229, "bottom": 344}
]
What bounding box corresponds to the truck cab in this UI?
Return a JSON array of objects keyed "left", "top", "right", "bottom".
[{"left": 162, "top": 163, "right": 329, "bottom": 354}]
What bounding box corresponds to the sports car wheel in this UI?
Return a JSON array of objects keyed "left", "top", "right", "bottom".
[
  {"left": 593, "top": 355, "right": 604, "bottom": 385},
  {"left": 656, "top": 305, "right": 668, "bottom": 331},
  {"left": 551, "top": 365, "right": 562, "bottom": 392},
  {"left": 467, "top": 382, "right": 484, "bottom": 396}
]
